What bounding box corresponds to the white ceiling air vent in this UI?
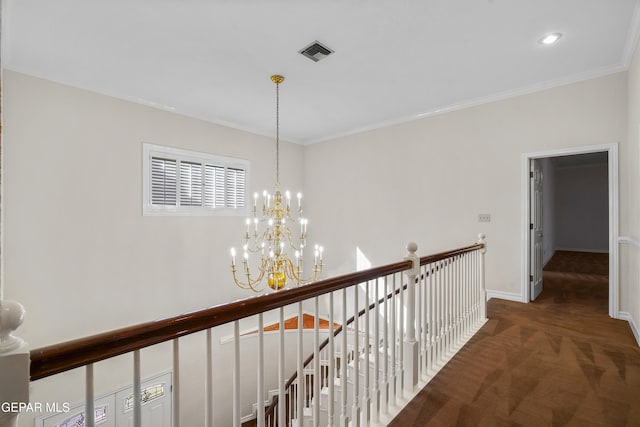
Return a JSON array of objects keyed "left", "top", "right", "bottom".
[{"left": 299, "top": 41, "right": 334, "bottom": 62}]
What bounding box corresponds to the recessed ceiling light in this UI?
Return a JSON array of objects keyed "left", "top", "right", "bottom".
[{"left": 539, "top": 32, "right": 562, "bottom": 45}]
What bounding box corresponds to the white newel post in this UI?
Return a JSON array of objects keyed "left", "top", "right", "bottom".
[
  {"left": 478, "top": 233, "right": 487, "bottom": 320},
  {"left": 403, "top": 242, "right": 419, "bottom": 392},
  {"left": 0, "top": 301, "right": 29, "bottom": 427}
]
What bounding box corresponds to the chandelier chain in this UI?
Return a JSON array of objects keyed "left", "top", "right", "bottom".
[{"left": 276, "top": 79, "right": 280, "bottom": 188}]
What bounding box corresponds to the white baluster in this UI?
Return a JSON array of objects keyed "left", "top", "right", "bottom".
[
  {"left": 278, "top": 308, "right": 285, "bottom": 427},
  {"left": 436, "top": 261, "right": 442, "bottom": 365},
  {"left": 297, "top": 303, "right": 304, "bottom": 425},
  {"left": 233, "top": 321, "right": 240, "bottom": 427},
  {"left": 444, "top": 258, "right": 451, "bottom": 356},
  {"left": 173, "top": 339, "right": 181, "bottom": 427},
  {"left": 133, "top": 350, "right": 141, "bottom": 427},
  {"left": 443, "top": 259, "right": 448, "bottom": 355},
  {"left": 328, "top": 292, "right": 335, "bottom": 427},
  {"left": 340, "top": 289, "right": 348, "bottom": 427},
  {"left": 441, "top": 260, "right": 446, "bottom": 358},
  {"left": 450, "top": 258, "right": 455, "bottom": 350},
  {"left": 470, "top": 251, "right": 475, "bottom": 325},
  {"left": 417, "top": 265, "right": 423, "bottom": 378},
  {"left": 390, "top": 273, "right": 397, "bottom": 405},
  {"left": 206, "top": 329, "right": 213, "bottom": 427},
  {"left": 372, "top": 278, "right": 380, "bottom": 422},
  {"left": 461, "top": 255, "right": 467, "bottom": 337},
  {"left": 363, "top": 280, "right": 371, "bottom": 422},
  {"left": 463, "top": 254, "right": 468, "bottom": 336},
  {"left": 398, "top": 268, "right": 404, "bottom": 396},
  {"left": 419, "top": 264, "right": 426, "bottom": 377},
  {"left": 403, "top": 242, "right": 419, "bottom": 392},
  {"left": 467, "top": 251, "right": 472, "bottom": 331},
  {"left": 424, "top": 264, "right": 433, "bottom": 376},
  {"left": 313, "top": 297, "right": 320, "bottom": 425},
  {"left": 454, "top": 255, "right": 460, "bottom": 346},
  {"left": 0, "top": 301, "right": 28, "bottom": 427},
  {"left": 86, "top": 364, "right": 95, "bottom": 427},
  {"left": 352, "top": 282, "right": 360, "bottom": 427},
  {"left": 423, "top": 264, "right": 429, "bottom": 374},
  {"left": 382, "top": 274, "right": 389, "bottom": 414},
  {"left": 473, "top": 248, "right": 479, "bottom": 323},
  {"left": 257, "top": 313, "right": 265, "bottom": 427},
  {"left": 428, "top": 262, "right": 434, "bottom": 373},
  {"left": 462, "top": 254, "right": 468, "bottom": 337}
]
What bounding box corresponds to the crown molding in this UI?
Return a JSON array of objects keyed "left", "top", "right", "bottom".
[{"left": 304, "top": 64, "right": 627, "bottom": 145}]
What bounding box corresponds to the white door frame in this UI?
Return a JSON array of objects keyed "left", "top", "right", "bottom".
[{"left": 521, "top": 143, "right": 619, "bottom": 318}]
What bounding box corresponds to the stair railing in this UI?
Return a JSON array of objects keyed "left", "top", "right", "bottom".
[
  {"left": 0, "top": 235, "right": 486, "bottom": 427},
  {"left": 261, "top": 236, "right": 487, "bottom": 426}
]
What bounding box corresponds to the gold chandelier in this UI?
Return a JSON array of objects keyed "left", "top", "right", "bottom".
[{"left": 230, "top": 75, "right": 324, "bottom": 292}]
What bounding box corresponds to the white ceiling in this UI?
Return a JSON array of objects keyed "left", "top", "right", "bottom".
[{"left": 3, "top": 0, "right": 640, "bottom": 144}]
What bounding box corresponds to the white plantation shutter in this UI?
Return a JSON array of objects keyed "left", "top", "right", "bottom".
[
  {"left": 144, "top": 143, "right": 249, "bottom": 215},
  {"left": 179, "top": 161, "right": 203, "bottom": 206},
  {"left": 204, "top": 165, "right": 226, "bottom": 208},
  {"left": 226, "top": 167, "right": 246, "bottom": 209},
  {"left": 151, "top": 157, "right": 177, "bottom": 206}
]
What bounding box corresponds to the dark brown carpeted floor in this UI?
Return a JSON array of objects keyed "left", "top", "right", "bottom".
[{"left": 389, "top": 251, "right": 640, "bottom": 427}]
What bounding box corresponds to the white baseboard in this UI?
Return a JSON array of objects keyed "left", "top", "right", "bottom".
[
  {"left": 486, "top": 290, "right": 524, "bottom": 303},
  {"left": 617, "top": 311, "right": 640, "bottom": 347}
]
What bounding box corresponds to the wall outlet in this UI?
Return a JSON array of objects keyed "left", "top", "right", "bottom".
[{"left": 479, "top": 213, "right": 491, "bottom": 222}]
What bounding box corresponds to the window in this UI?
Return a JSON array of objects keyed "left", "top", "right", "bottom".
[
  {"left": 143, "top": 143, "right": 249, "bottom": 216},
  {"left": 54, "top": 405, "right": 108, "bottom": 427},
  {"left": 123, "top": 383, "right": 166, "bottom": 411}
]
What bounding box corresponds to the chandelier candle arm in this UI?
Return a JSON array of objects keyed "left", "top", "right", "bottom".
[{"left": 229, "top": 74, "right": 324, "bottom": 292}]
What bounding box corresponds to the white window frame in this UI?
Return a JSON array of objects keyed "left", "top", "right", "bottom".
[{"left": 142, "top": 143, "right": 250, "bottom": 216}]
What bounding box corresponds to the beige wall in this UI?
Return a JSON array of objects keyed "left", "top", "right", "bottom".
[
  {"left": 4, "top": 70, "right": 306, "bottom": 344},
  {"left": 4, "top": 63, "right": 640, "bottom": 425},
  {"left": 304, "top": 72, "right": 629, "bottom": 305},
  {"left": 625, "top": 34, "right": 640, "bottom": 339},
  {"left": 3, "top": 70, "right": 306, "bottom": 425}
]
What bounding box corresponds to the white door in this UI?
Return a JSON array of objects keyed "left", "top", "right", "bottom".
[
  {"left": 530, "top": 159, "right": 544, "bottom": 300},
  {"left": 115, "top": 372, "right": 172, "bottom": 427}
]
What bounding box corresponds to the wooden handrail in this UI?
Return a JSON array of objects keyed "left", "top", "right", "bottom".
[
  {"left": 30, "top": 260, "right": 411, "bottom": 381},
  {"left": 30, "top": 242, "right": 484, "bottom": 382},
  {"left": 419, "top": 242, "right": 484, "bottom": 266}
]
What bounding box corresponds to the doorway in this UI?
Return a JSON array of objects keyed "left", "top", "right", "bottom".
[{"left": 522, "top": 144, "right": 619, "bottom": 317}]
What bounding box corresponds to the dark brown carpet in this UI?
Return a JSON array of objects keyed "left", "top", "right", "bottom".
[
  {"left": 543, "top": 250, "right": 609, "bottom": 276},
  {"left": 389, "top": 251, "right": 640, "bottom": 427}
]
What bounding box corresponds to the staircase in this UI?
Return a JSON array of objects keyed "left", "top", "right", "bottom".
[
  {"left": 243, "top": 238, "right": 488, "bottom": 426},
  {"left": 11, "top": 237, "right": 486, "bottom": 427}
]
